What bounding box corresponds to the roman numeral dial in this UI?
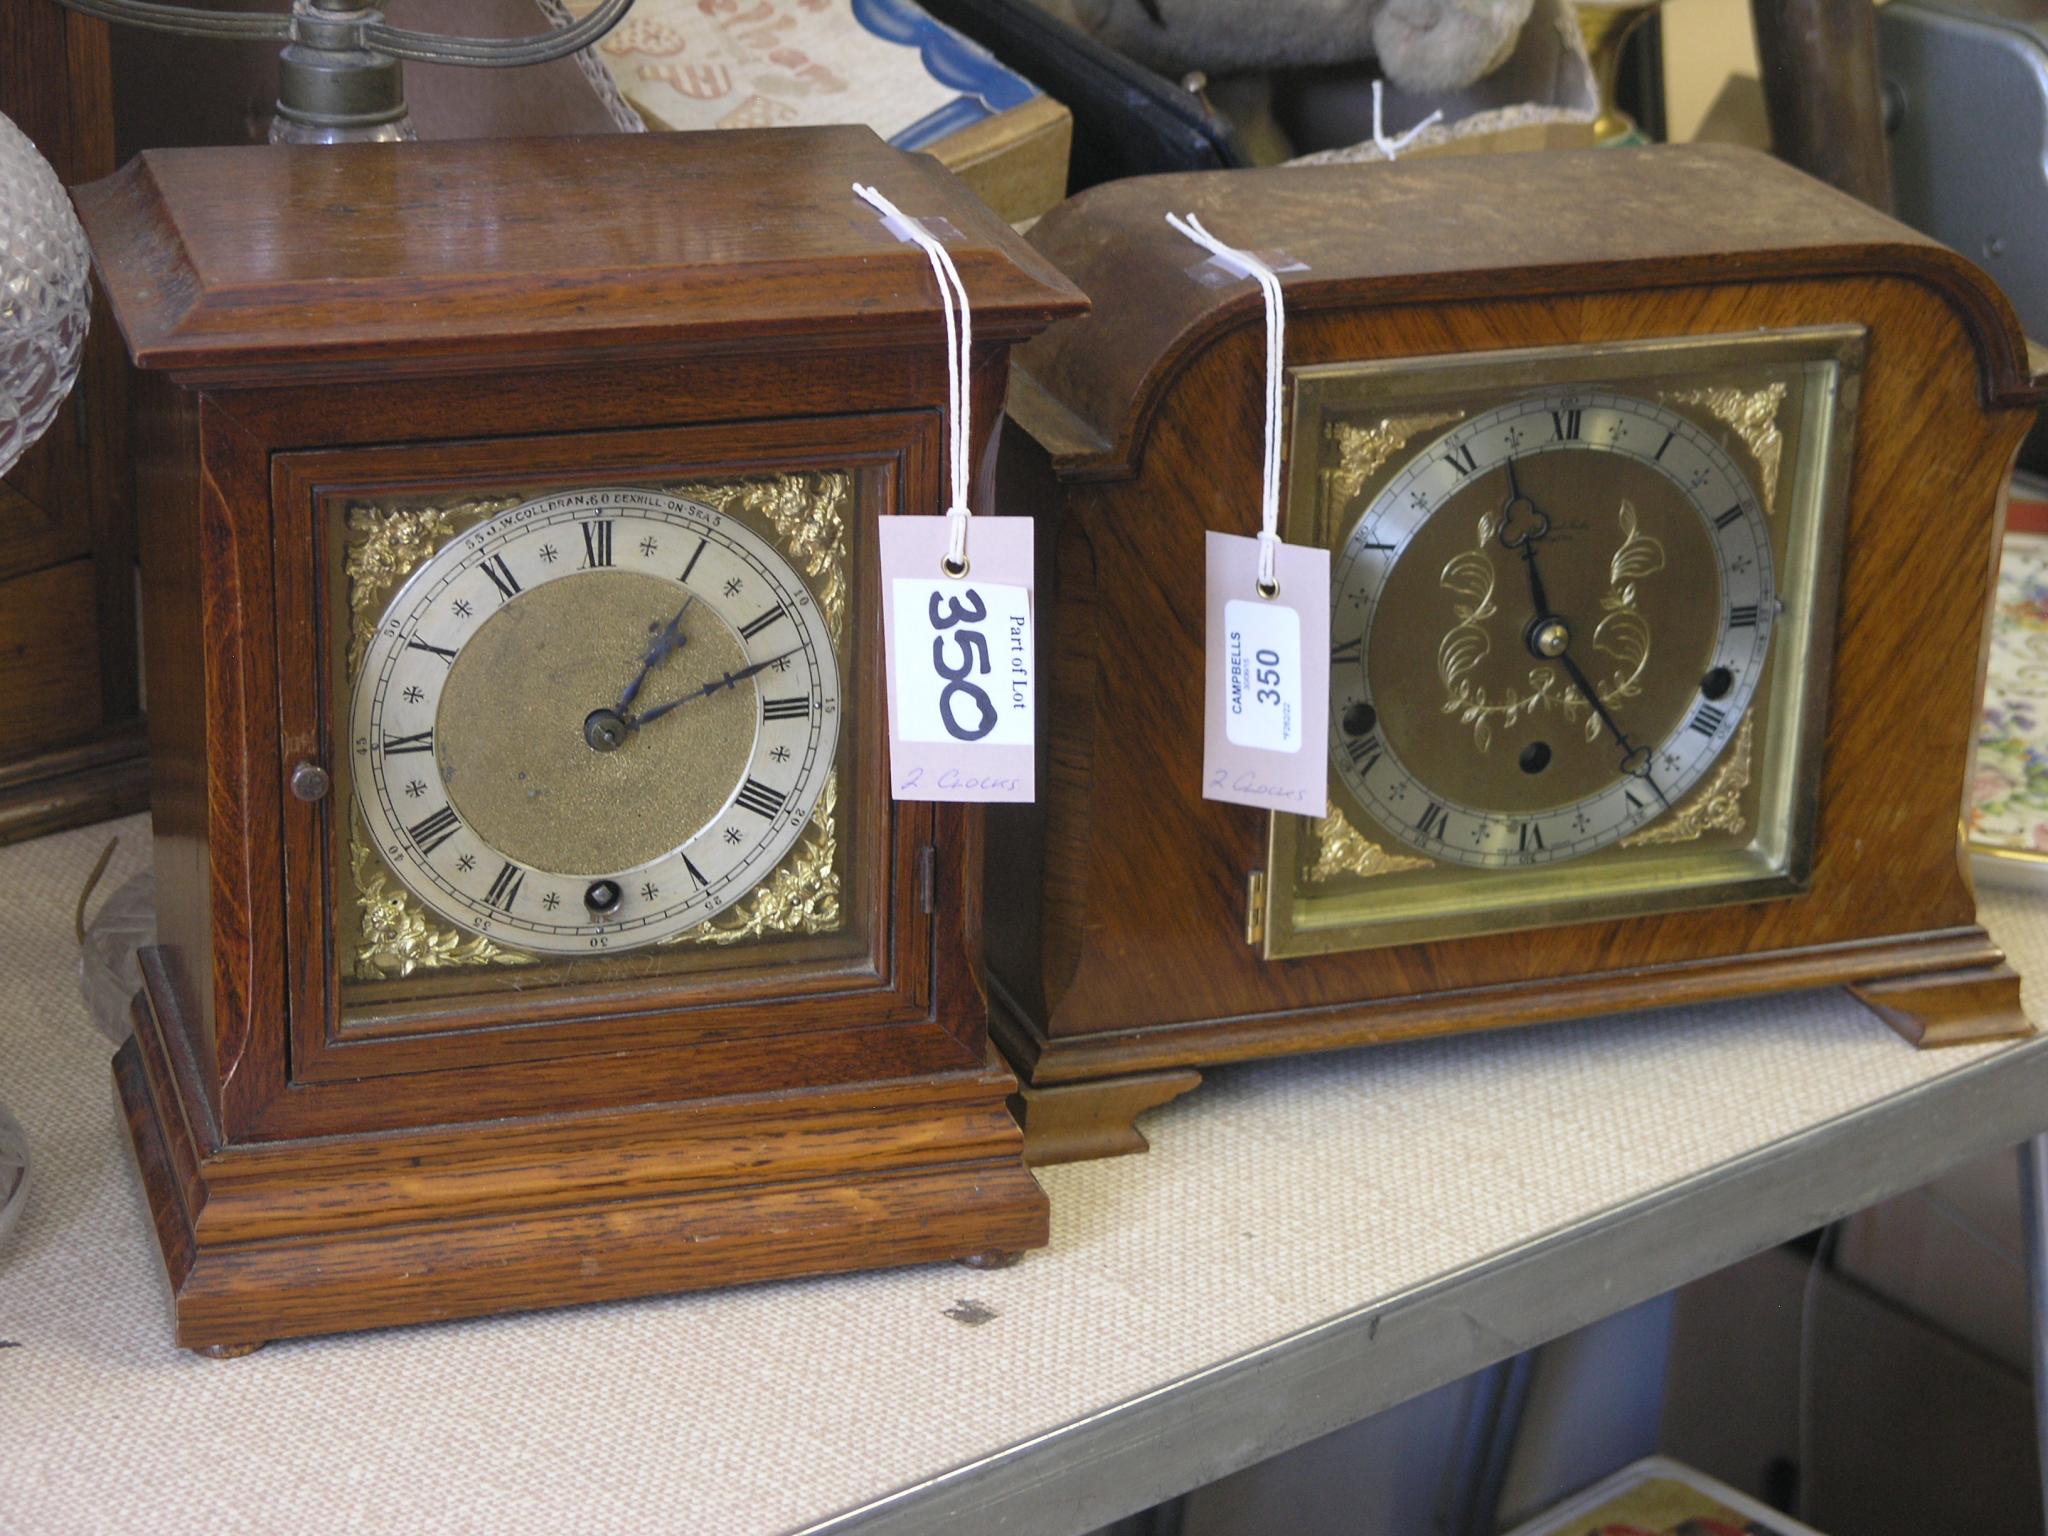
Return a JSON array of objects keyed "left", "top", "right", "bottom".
[
  {"left": 1324, "top": 386, "right": 1777, "bottom": 870},
  {"left": 350, "top": 486, "right": 843, "bottom": 955}
]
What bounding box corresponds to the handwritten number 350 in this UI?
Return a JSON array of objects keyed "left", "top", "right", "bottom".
[{"left": 929, "top": 589, "right": 998, "bottom": 742}]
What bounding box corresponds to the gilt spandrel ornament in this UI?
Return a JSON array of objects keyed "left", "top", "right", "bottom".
[
  {"left": 1304, "top": 809, "right": 1435, "bottom": 883},
  {"left": 1662, "top": 383, "right": 1788, "bottom": 515},
  {"left": 342, "top": 472, "right": 855, "bottom": 977},
  {"left": 1621, "top": 717, "right": 1754, "bottom": 847},
  {"left": 1323, "top": 411, "right": 1465, "bottom": 525}
]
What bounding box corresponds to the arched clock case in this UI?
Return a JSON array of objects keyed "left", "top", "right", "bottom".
[{"left": 990, "top": 146, "right": 2044, "bottom": 1164}]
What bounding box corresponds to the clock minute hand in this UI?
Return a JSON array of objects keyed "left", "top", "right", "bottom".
[
  {"left": 1496, "top": 464, "right": 1667, "bottom": 807},
  {"left": 1553, "top": 647, "right": 1669, "bottom": 807},
  {"left": 626, "top": 647, "right": 801, "bottom": 731}
]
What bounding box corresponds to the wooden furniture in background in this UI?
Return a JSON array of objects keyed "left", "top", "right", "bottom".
[
  {"left": 77, "top": 127, "right": 1084, "bottom": 1353},
  {"left": 0, "top": 1, "right": 145, "bottom": 844},
  {"left": 991, "top": 146, "right": 2040, "bottom": 1163},
  {"left": 1751, "top": 0, "right": 1894, "bottom": 210},
  {"left": 0, "top": 0, "right": 628, "bottom": 851}
]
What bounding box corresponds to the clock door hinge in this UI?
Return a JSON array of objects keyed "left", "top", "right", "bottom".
[
  {"left": 1245, "top": 869, "right": 1266, "bottom": 948},
  {"left": 918, "top": 844, "right": 937, "bottom": 914}
]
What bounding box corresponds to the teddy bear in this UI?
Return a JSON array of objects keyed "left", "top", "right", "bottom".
[{"left": 1054, "top": 0, "right": 1537, "bottom": 95}]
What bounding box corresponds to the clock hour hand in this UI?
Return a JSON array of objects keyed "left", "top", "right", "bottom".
[
  {"left": 615, "top": 594, "right": 697, "bottom": 714},
  {"left": 625, "top": 647, "right": 802, "bottom": 731},
  {"left": 1496, "top": 458, "right": 1555, "bottom": 621}
]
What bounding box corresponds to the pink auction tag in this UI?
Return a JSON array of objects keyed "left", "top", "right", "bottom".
[
  {"left": 855, "top": 181, "right": 1034, "bottom": 804},
  {"left": 880, "top": 516, "right": 1036, "bottom": 803},
  {"left": 1167, "top": 212, "right": 1325, "bottom": 816},
  {"left": 1204, "top": 530, "right": 1329, "bottom": 815}
]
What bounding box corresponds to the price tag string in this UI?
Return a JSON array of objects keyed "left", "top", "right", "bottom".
[
  {"left": 1370, "top": 80, "right": 1443, "bottom": 161},
  {"left": 854, "top": 182, "right": 974, "bottom": 577},
  {"left": 1166, "top": 212, "right": 1287, "bottom": 597}
]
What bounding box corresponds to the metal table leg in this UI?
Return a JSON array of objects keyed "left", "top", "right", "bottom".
[{"left": 2018, "top": 1134, "right": 2048, "bottom": 1535}]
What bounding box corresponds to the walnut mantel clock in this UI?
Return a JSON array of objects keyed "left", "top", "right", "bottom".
[
  {"left": 76, "top": 128, "right": 1084, "bottom": 1352},
  {"left": 991, "top": 145, "right": 2043, "bottom": 1164}
]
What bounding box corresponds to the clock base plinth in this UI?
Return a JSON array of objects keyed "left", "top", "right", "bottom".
[
  {"left": 1009, "top": 1070, "right": 1205, "bottom": 1166},
  {"left": 1847, "top": 962, "right": 2036, "bottom": 1048},
  {"left": 116, "top": 980, "right": 1048, "bottom": 1356},
  {"left": 993, "top": 931, "right": 2035, "bottom": 1162}
]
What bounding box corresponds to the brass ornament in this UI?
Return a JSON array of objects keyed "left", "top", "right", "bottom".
[
  {"left": 1437, "top": 499, "right": 1666, "bottom": 751},
  {"left": 1437, "top": 511, "right": 1586, "bottom": 751},
  {"left": 1622, "top": 717, "right": 1754, "bottom": 846},
  {"left": 1588, "top": 498, "right": 1664, "bottom": 718},
  {"left": 679, "top": 774, "right": 841, "bottom": 945},
  {"left": 342, "top": 472, "right": 853, "bottom": 976},
  {"left": 1576, "top": 1, "right": 1666, "bottom": 145},
  {"left": 351, "top": 826, "right": 532, "bottom": 979},
  {"left": 1324, "top": 412, "right": 1464, "bottom": 513},
  {"left": 1663, "top": 383, "right": 1787, "bottom": 514},
  {"left": 1305, "top": 807, "right": 1434, "bottom": 882},
  {"left": 345, "top": 494, "right": 522, "bottom": 674}
]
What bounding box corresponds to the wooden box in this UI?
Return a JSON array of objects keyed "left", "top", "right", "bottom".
[
  {"left": 76, "top": 127, "right": 1084, "bottom": 1350},
  {"left": 990, "top": 146, "right": 2041, "bottom": 1162}
]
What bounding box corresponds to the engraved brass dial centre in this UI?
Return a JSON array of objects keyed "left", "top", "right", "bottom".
[{"left": 437, "top": 570, "right": 755, "bottom": 877}]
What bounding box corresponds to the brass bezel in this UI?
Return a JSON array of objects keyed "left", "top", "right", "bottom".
[{"left": 1264, "top": 326, "right": 1866, "bottom": 957}]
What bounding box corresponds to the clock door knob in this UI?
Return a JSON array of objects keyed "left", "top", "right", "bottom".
[{"left": 290, "top": 761, "right": 332, "bottom": 802}]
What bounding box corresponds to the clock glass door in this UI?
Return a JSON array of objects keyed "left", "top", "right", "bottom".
[
  {"left": 1265, "top": 328, "right": 1864, "bottom": 956},
  {"left": 273, "top": 416, "right": 933, "bottom": 1079},
  {"left": 349, "top": 485, "right": 842, "bottom": 958}
]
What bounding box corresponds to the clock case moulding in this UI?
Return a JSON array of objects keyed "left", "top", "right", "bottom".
[
  {"left": 75, "top": 128, "right": 1086, "bottom": 1354},
  {"left": 989, "top": 144, "right": 2045, "bottom": 1166}
]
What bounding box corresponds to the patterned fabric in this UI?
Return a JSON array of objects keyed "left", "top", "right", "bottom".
[{"left": 1974, "top": 525, "right": 2048, "bottom": 854}]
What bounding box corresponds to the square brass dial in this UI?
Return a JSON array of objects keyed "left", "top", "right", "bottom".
[
  {"left": 1264, "top": 327, "right": 1864, "bottom": 957},
  {"left": 324, "top": 467, "right": 873, "bottom": 1021}
]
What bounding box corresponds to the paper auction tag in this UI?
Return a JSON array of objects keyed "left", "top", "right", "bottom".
[
  {"left": 1204, "top": 530, "right": 1329, "bottom": 814},
  {"left": 880, "top": 516, "right": 1035, "bottom": 802}
]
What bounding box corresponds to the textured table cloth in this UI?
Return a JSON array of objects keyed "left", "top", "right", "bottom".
[{"left": 2, "top": 814, "right": 2043, "bottom": 1536}]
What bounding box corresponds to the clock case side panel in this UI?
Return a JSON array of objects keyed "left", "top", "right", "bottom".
[
  {"left": 985, "top": 415, "right": 1089, "bottom": 1035},
  {"left": 130, "top": 375, "right": 235, "bottom": 1143},
  {"left": 993, "top": 272, "right": 2033, "bottom": 1081},
  {"left": 128, "top": 388, "right": 292, "bottom": 1141}
]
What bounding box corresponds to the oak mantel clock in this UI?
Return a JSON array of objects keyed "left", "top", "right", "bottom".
[
  {"left": 991, "top": 145, "right": 2044, "bottom": 1164},
  {"left": 77, "top": 128, "right": 1084, "bottom": 1352}
]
